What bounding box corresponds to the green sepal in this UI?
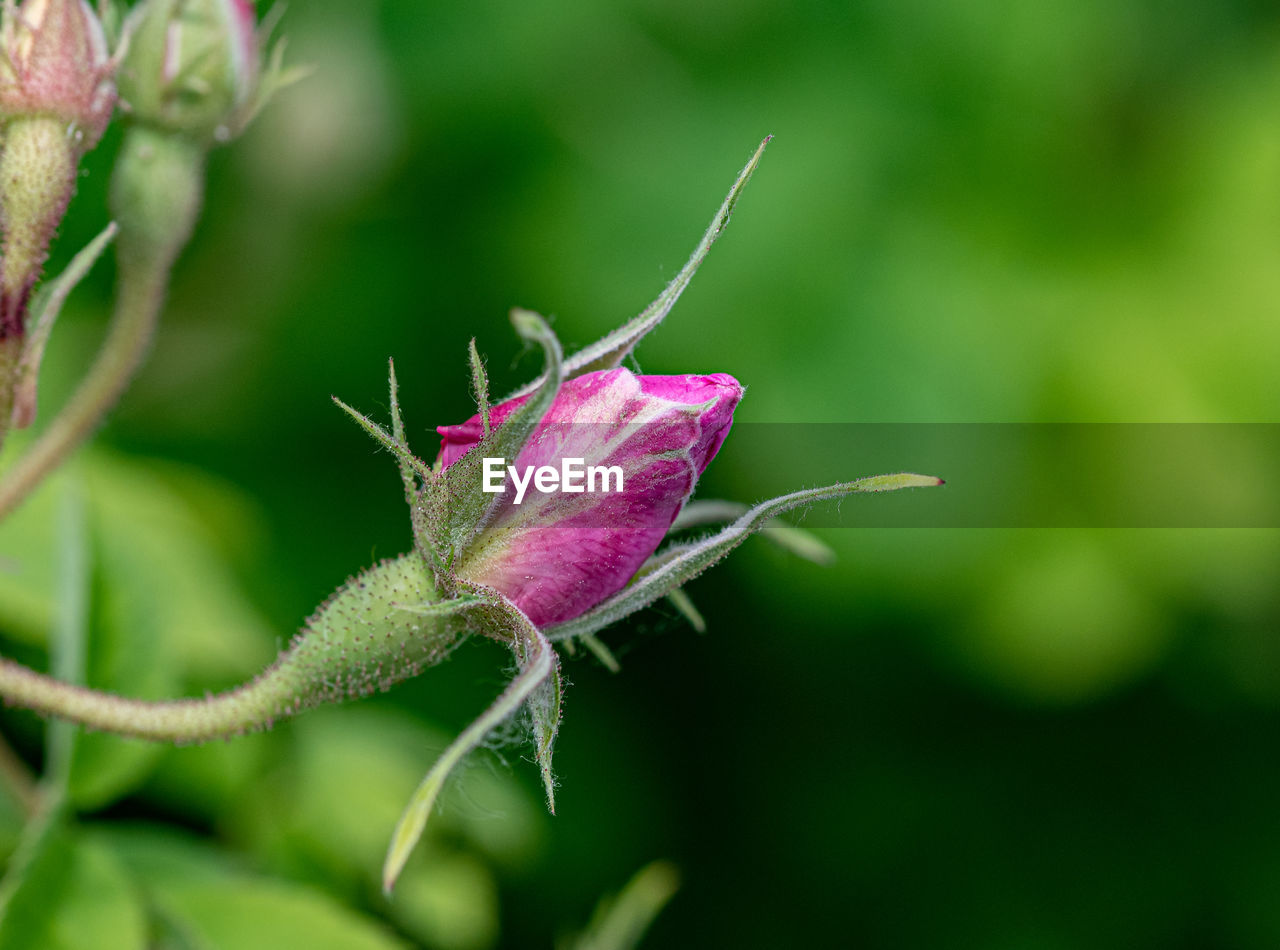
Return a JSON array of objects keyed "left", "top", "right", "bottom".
[
  {"left": 546, "top": 473, "right": 943, "bottom": 642},
  {"left": 382, "top": 587, "right": 556, "bottom": 894},
  {"left": 665, "top": 587, "right": 706, "bottom": 633},
  {"left": 579, "top": 633, "right": 620, "bottom": 673},
  {"left": 385, "top": 359, "right": 419, "bottom": 505},
  {"left": 672, "top": 499, "right": 837, "bottom": 565},
  {"left": 516, "top": 629, "right": 562, "bottom": 813},
  {"left": 432, "top": 309, "right": 564, "bottom": 560},
  {"left": 468, "top": 338, "right": 491, "bottom": 439},
  {"left": 505, "top": 137, "right": 770, "bottom": 399},
  {"left": 12, "top": 224, "right": 118, "bottom": 428},
  {"left": 384, "top": 360, "right": 443, "bottom": 577}
]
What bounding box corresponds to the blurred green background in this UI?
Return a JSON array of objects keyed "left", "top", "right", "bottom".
[{"left": 2, "top": 0, "right": 1280, "bottom": 946}]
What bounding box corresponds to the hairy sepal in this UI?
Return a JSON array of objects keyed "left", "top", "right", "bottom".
[
  {"left": 431, "top": 309, "right": 564, "bottom": 560},
  {"left": 12, "top": 223, "right": 118, "bottom": 427},
  {"left": 546, "top": 473, "right": 943, "bottom": 642},
  {"left": 672, "top": 499, "right": 837, "bottom": 565},
  {"left": 505, "top": 137, "right": 769, "bottom": 399},
  {"left": 382, "top": 586, "right": 557, "bottom": 894}
]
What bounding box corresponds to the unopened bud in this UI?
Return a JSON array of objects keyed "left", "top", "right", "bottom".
[
  {"left": 119, "top": 0, "right": 261, "bottom": 144},
  {"left": 0, "top": 0, "right": 116, "bottom": 147}
]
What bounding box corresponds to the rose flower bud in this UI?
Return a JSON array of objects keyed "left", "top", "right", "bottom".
[
  {"left": 0, "top": 0, "right": 116, "bottom": 434},
  {"left": 118, "top": 0, "right": 259, "bottom": 143},
  {"left": 0, "top": 0, "right": 116, "bottom": 145},
  {"left": 437, "top": 368, "right": 743, "bottom": 627}
]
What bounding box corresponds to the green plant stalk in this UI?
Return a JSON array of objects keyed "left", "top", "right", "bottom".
[
  {"left": 0, "top": 554, "right": 457, "bottom": 742},
  {"left": 0, "top": 125, "right": 204, "bottom": 520}
]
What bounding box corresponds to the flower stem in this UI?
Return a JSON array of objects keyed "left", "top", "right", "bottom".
[
  {"left": 0, "top": 125, "right": 205, "bottom": 520},
  {"left": 0, "top": 554, "right": 457, "bottom": 743}
]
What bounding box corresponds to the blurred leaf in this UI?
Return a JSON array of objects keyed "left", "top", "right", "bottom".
[
  {"left": 0, "top": 450, "right": 274, "bottom": 673},
  {"left": 0, "top": 828, "right": 146, "bottom": 950},
  {"left": 0, "top": 443, "right": 59, "bottom": 645},
  {"left": 0, "top": 451, "right": 277, "bottom": 809},
  {"left": 98, "top": 828, "right": 409, "bottom": 950},
  {"left": 141, "top": 734, "right": 279, "bottom": 824},
  {"left": 560, "top": 861, "right": 680, "bottom": 950},
  {"left": 285, "top": 706, "right": 543, "bottom": 863},
  {"left": 965, "top": 531, "right": 1170, "bottom": 703},
  {"left": 230, "top": 706, "right": 536, "bottom": 948},
  {"left": 389, "top": 850, "right": 498, "bottom": 950},
  {"left": 0, "top": 776, "right": 26, "bottom": 864}
]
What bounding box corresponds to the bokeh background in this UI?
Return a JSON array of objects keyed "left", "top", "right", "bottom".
[{"left": 2, "top": 0, "right": 1280, "bottom": 946}]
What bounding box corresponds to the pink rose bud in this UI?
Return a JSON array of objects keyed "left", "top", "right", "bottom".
[
  {"left": 438, "top": 368, "right": 742, "bottom": 626},
  {"left": 0, "top": 0, "right": 116, "bottom": 146}
]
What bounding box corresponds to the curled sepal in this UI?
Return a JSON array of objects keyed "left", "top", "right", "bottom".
[
  {"left": 517, "top": 627, "right": 563, "bottom": 812},
  {"left": 382, "top": 589, "right": 556, "bottom": 894},
  {"left": 12, "top": 222, "right": 117, "bottom": 428},
  {"left": 546, "top": 473, "right": 944, "bottom": 642},
  {"left": 671, "top": 499, "right": 837, "bottom": 566},
  {"left": 506, "top": 136, "right": 770, "bottom": 400},
  {"left": 432, "top": 308, "right": 564, "bottom": 558}
]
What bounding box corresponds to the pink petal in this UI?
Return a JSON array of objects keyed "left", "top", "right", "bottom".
[{"left": 438, "top": 368, "right": 742, "bottom": 625}]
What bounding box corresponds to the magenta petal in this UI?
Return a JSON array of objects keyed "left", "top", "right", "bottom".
[
  {"left": 637, "top": 373, "right": 741, "bottom": 474},
  {"left": 438, "top": 368, "right": 742, "bottom": 625},
  {"left": 437, "top": 394, "right": 526, "bottom": 468}
]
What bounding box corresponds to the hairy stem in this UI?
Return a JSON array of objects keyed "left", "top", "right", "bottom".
[
  {"left": 0, "top": 126, "right": 206, "bottom": 520},
  {"left": 0, "top": 554, "right": 459, "bottom": 743}
]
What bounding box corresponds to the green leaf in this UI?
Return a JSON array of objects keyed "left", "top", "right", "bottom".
[
  {"left": 67, "top": 457, "right": 278, "bottom": 808},
  {"left": 0, "top": 478, "right": 100, "bottom": 947},
  {"left": 98, "top": 829, "right": 408, "bottom": 950},
  {"left": 241, "top": 709, "right": 519, "bottom": 950},
  {"left": 506, "top": 138, "right": 770, "bottom": 396},
  {"left": 389, "top": 851, "right": 499, "bottom": 950},
  {"left": 0, "top": 453, "right": 280, "bottom": 807},
  {"left": 140, "top": 732, "right": 278, "bottom": 827},
  {"left": 48, "top": 475, "right": 91, "bottom": 787},
  {"left": 0, "top": 829, "right": 146, "bottom": 950},
  {"left": 238, "top": 707, "right": 539, "bottom": 873},
  {"left": 547, "top": 474, "right": 944, "bottom": 642}
]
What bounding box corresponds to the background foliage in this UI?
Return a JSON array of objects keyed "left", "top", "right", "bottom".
[{"left": 2, "top": 0, "right": 1280, "bottom": 946}]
